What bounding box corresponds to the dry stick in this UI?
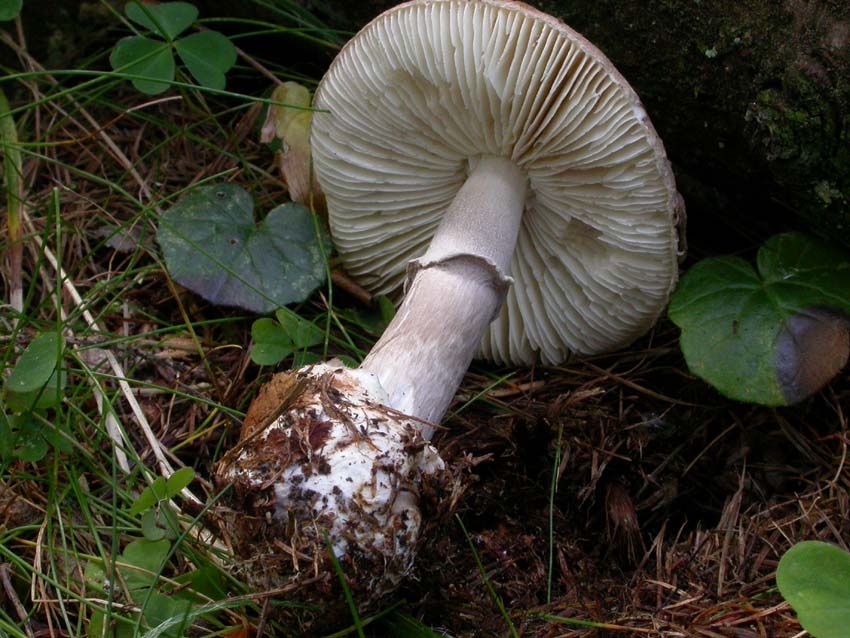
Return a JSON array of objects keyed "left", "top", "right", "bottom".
[
  {"left": 23, "top": 211, "right": 207, "bottom": 507},
  {"left": 0, "top": 31, "right": 153, "bottom": 201},
  {"left": 0, "top": 563, "right": 35, "bottom": 638},
  {"left": 0, "top": 32, "right": 209, "bottom": 503}
]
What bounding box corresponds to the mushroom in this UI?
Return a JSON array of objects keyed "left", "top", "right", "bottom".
[{"left": 214, "top": 0, "right": 684, "bottom": 610}]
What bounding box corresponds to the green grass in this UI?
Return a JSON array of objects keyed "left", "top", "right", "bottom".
[
  {"left": 0, "top": 3, "right": 366, "bottom": 636},
  {"left": 0, "top": 4, "right": 531, "bottom": 637}
]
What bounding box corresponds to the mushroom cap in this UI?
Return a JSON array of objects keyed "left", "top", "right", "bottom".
[{"left": 312, "top": 0, "right": 685, "bottom": 365}]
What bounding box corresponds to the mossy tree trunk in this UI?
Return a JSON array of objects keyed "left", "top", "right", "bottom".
[{"left": 304, "top": 0, "right": 850, "bottom": 250}]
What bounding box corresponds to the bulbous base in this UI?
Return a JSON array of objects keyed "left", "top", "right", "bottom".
[{"left": 212, "top": 363, "right": 444, "bottom": 615}]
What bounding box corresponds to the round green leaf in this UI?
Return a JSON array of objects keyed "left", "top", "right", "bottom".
[
  {"left": 130, "top": 476, "right": 168, "bottom": 516},
  {"left": 0, "top": 408, "right": 12, "bottom": 461},
  {"left": 141, "top": 509, "right": 168, "bottom": 542},
  {"left": 156, "top": 183, "right": 331, "bottom": 313},
  {"left": 275, "top": 307, "right": 325, "bottom": 349},
  {"left": 777, "top": 541, "right": 850, "bottom": 638},
  {"left": 14, "top": 419, "right": 49, "bottom": 463},
  {"left": 0, "top": 0, "right": 22, "bottom": 21},
  {"left": 137, "top": 591, "right": 192, "bottom": 638},
  {"left": 125, "top": 1, "right": 197, "bottom": 40},
  {"left": 120, "top": 538, "right": 170, "bottom": 591},
  {"left": 110, "top": 36, "right": 175, "bottom": 95},
  {"left": 5, "top": 331, "right": 63, "bottom": 394},
  {"left": 175, "top": 31, "right": 237, "bottom": 91},
  {"left": 165, "top": 466, "right": 195, "bottom": 498},
  {"left": 250, "top": 317, "right": 295, "bottom": 366},
  {"left": 249, "top": 309, "right": 324, "bottom": 365},
  {"left": 668, "top": 233, "right": 850, "bottom": 405}
]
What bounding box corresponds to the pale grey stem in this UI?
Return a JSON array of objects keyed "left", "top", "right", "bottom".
[{"left": 359, "top": 156, "right": 526, "bottom": 435}]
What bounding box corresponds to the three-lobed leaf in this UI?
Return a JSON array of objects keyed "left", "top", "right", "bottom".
[
  {"left": 157, "top": 183, "right": 331, "bottom": 314},
  {"left": 125, "top": 1, "right": 198, "bottom": 40},
  {"left": 669, "top": 233, "right": 850, "bottom": 405},
  {"left": 174, "top": 31, "right": 237, "bottom": 92},
  {"left": 111, "top": 2, "right": 236, "bottom": 94},
  {"left": 777, "top": 541, "right": 850, "bottom": 638},
  {"left": 250, "top": 307, "right": 325, "bottom": 365}
]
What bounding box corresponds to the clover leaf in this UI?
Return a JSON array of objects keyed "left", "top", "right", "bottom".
[
  {"left": 0, "top": 0, "right": 22, "bottom": 21},
  {"left": 777, "top": 541, "right": 850, "bottom": 638},
  {"left": 4, "top": 331, "right": 66, "bottom": 411},
  {"left": 156, "top": 183, "right": 331, "bottom": 313},
  {"left": 87, "top": 537, "right": 192, "bottom": 638},
  {"left": 125, "top": 1, "right": 197, "bottom": 39},
  {"left": 110, "top": 2, "right": 236, "bottom": 95},
  {"left": 669, "top": 233, "right": 850, "bottom": 406},
  {"left": 250, "top": 307, "right": 325, "bottom": 366}
]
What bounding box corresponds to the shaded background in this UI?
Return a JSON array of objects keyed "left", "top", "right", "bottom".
[{"left": 302, "top": 0, "right": 850, "bottom": 255}]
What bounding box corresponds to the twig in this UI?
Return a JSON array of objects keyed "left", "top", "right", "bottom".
[
  {"left": 23, "top": 205, "right": 203, "bottom": 506},
  {"left": 0, "top": 30, "right": 154, "bottom": 201},
  {"left": 0, "top": 563, "right": 35, "bottom": 638}
]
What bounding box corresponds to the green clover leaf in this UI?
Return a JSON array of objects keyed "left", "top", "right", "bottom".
[{"left": 111, "top": 2, "right": 236, "bottom": 95}]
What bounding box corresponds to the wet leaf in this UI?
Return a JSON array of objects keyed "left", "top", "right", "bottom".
[
  {"left": 669, "top": 233, "right": 850, "bottom": 405},
  {"left": 157, "top": 183, "right": 330, "bottom": 313},
  {"left": 777, "top": 541, "right": 850, "bottom": 638}
]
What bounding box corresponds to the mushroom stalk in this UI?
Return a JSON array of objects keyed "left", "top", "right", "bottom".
[{"left": 360, "top": 156, "right": 526, "bottom": 432}]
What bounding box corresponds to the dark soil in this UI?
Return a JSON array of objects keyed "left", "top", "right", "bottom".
[{"left": 375, "top": 317, "right": 847, "bottom": 637}]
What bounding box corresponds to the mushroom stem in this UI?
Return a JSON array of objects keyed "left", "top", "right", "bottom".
[{"left": 359, "top": 156, "right": 526, "bottom": 433}]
